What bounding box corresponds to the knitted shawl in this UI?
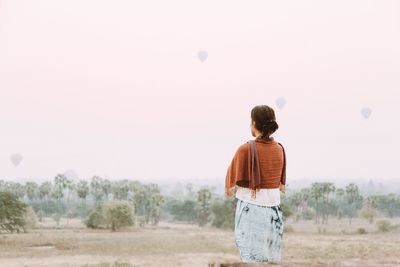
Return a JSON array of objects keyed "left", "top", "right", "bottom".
[{"left": 225, "top": 136, "right": 286, "bottom": 199}]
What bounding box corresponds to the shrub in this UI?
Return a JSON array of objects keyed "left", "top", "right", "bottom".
[
  {"left": 23, "top": 205, "right": 38, "bottom": 231},
  {"left": 376, "top": 219, "right": 391, "bottom": 232},
  {"left": 103, "top": 200, "right": 135, "bottom": 231},
  {"left": 280, "top": 202, "right": 292, "bottom": 220},
  {"left": 211, "top": 198, "right": 235, "bottom": 230},
  {"left": 84, "top": 205, "right": 106, "bottom": 229},
  {"left": 0, "top": 191, "right": 28, "bottom": 233},
  {"left": 360, "top": 205, "right": 377, "bottom": 224},
  {"left": 84, "top": 200, "right": 135, "bottom": 231},
  {"left": 170, "top": 200, "right": 197, "bottom": 223}
]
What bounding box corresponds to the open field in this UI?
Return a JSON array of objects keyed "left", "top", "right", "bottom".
[{"left": 1, "top": 217, "right": 400, "bottom": 267}]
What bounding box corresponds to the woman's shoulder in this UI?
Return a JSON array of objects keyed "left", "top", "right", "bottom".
[
  {"left": 236, "top": 139, "right": 284, "bottom": 154},
  {"left": 236, "top": 143, "right": 250, "bottom": 154}
]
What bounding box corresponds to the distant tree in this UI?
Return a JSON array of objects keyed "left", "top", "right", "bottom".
[
  {"left": 38, "top": 181, "right": 52, "bottom": 216},
  {"left": 52, "top": 174, "right": 67, "bottom": 201},
  {"left": 0, "top": 191, "right": 28, "bottom": 233},
  {"left": 310, "top": 182, "right": 324, "bottom": 224},
  {"left": 90, "top": 176, "right": 105, "bottom": 205},
  {"left": 102, "top": 179, "right": 112, "bottom": 200},
  {"left": 211, "top": 197, "right": 235, "bottom": 229},
  {"left": 3, "top": 182, "right": 25, "bottom": 199},
  {"left": 112, "top": 179, "right": 129, "bottom": 200},
  {"left": 335, "top": 188, "right": 345, "bottom": 219},
  {"left": 320, "top": 182, "right": 336, "bottom": 224},
  {"left": 77, "top": 180, "right": 89, "bottom": 200},
  {"left": 170, "top": 199, "right": 197, "bottom": 223},
  {"left": 39, "top": 181, "right": 52, "bottom": 201},
  {"left": 196, "top": 187, "right": 212, "bottom": 227},
  {"left": 76, "top": 180, "right": 89, "bottom": 216},
  {"left": 185, "top": 182, "right": 194, "bottom": 198},
  {"left": 131, "top": 183, "right": 164, "bottom": 225},
  {"left": 25, "top": 182, "right": 39, "bottom": 202},
  {"left": 287, "top": 191, "right": 303, "bottom": 222},
  {"left": 64, "top": 177, "right": 75, "bottom": 205},
  {"left": 51, "top": 174, "right": 70, "bottom": 225},
  {"left": 344, "top": 183, "right": 363, "bottom": 224},
  {"left": 376, "top": 193, "right": 400, "bottom": 218},
  {"left": 148, "top": 183, "right": 165, "bottom": 225},
  {"left": 360, "top": 195, "right": 378, "bottom": 223}
]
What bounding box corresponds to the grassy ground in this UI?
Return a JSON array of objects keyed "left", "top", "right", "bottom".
[{"left": 0, "top": 217, "right": 400, "bottom": 266}]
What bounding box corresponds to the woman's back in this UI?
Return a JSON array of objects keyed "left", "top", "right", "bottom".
[{"left": 234, "top": 137, "right": 285, "bottom": 206}]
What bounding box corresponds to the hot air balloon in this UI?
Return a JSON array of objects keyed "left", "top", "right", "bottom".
[
  {"left": 275, "top": 97, "right": 286, "bottom": 110},
  {"left": 197, "top": 50, "right": 208, "bottom": 63},
  {"left": 361, "top": 107, "right": 372, "bottom": 119},
  {"left": 10, "top": 153, "right": 23, "bottom": 167}
]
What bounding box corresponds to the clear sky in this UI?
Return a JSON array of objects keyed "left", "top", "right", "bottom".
[{"left": 0, "top": 0, "right": 399, "bottom": 184}]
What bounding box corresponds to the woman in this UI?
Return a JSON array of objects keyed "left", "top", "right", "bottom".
[{"left": 225, "top": 104, "right": 286, "bottom": 263}]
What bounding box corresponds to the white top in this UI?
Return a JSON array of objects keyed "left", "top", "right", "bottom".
[{"left": 235, "top": 186, "right": 280, "bottom": 207}]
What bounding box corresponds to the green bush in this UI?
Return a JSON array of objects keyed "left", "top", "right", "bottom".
[
  {"left": 84, "top": 205, "right": 106, "bottom": 229},
  {"left": 0, "top": 191, "right": 28, "bottom": 233},
  {"left": 280, "top": 202, "right": 292, "bottom": 221},
  {"left": 211, "top": 197, "right": 235, "bottom": 230},
  {"left": 103, "top": 200, "right": 135, "bottom": 231},
  {"left": 84, "top": 200, "right": 135, "bottom": 231},
  {"left": 170, "top": 200, "right": 197, "bottom": 223}
]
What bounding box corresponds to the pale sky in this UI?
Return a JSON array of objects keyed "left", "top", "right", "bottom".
[{"left": 0, "top": 0, "right": 399, "bottom": 184}]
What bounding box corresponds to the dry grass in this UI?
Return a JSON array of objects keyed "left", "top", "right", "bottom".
[{"left": 0, "top": 217, "right": 400, "bottom": 266}]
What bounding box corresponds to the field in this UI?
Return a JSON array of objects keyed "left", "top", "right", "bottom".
[{"left": 1, "top": 217, "right": 400, "bottom": 267}]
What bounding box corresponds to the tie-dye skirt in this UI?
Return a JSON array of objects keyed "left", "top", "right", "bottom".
[{"left": 234, "top": 198, "right": 284, "bottom": 263}]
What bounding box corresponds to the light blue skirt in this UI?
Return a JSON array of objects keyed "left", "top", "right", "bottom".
[{"left": 234, "top": 198, "right": 284, "bottom": 263}]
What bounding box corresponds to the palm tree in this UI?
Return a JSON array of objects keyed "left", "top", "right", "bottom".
[
  {"left": 52, "top": 174, "right": 68, "bottom": 225},
  {"left": 25, "top": 181, "right": 39, "bottom": 202},
  {"left": 111, "top": 179, "right": 129, "bottom": 200},
  {"left": 310, "top": 182, "right": 323, "bottom": 224},
  {"left": 76, "top": 180, "right": 89, "bottom": 218},
  {"left": 345, "top": 183, "right": 363, "bottom": 224},
  {"left": 90, "top": 176, "right": 104, "bottom": 205},
  {"left": 320, "top": 182, "right": 336, "bottom": 224},
  {"left": 39, "top": 181, "right": 52, "bottom": 219},
  {"left": 196, "top": 187, "right": 212, "bottom": 227}
]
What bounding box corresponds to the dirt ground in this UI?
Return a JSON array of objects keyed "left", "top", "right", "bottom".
[{"left": 0, "top": 217, "right": 400, "bottom": 267}]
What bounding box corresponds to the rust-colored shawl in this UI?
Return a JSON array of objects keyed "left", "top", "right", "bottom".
[{"left": 225, "top": 137, "right": 286, "bottom": 199}]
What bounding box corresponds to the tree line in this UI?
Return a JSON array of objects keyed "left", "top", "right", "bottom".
[{"left": 1, "top": 177, "right": 400, "bottom": 233}]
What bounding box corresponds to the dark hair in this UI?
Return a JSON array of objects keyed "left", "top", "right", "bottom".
[{"left": 251, "top": 105, "right": 279, "bottom": 138}]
